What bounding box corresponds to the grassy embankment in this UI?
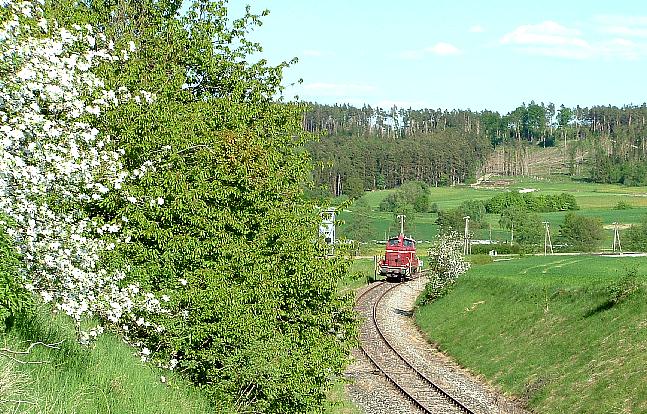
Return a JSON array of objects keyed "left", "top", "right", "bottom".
[
  {"left": 415, "top": 254, "right": 647, "bottom": 413},
  {"left": 1, "top": 280, "right": 365, "bottom": 414},
  {"left": 0, "top": 306, "right": 211, "bottom": 414}
]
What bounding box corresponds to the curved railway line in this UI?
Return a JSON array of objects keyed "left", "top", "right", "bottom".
[{"left": 355, "top": 279, "right": 475, "bottom": 414}]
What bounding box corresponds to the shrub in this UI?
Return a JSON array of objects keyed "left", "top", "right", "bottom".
[
  {"left": 436, "top": 200, "right": 486, "bottom": 234},
  {"left": 0, "top": 223, "right": 31, "bottom": 331},
  {"left": 499, "top": 207, "right": 543, "bottom": 247},
  {"left": 614, "top": 201, "right": 633, "bottom": 210},
  {"left": 379, "top": 181, "right": 429, "bottom": 213},
  {"left": 558, "top": 213, "right": 604, "bottom": 252},
  {"left": 607, "top": 268, "right": 640, "bottom": 305},
  {"left": 486, "top": 192, "right": 525, "bottom": 214},
  {"left": 625, "top": 215, "right": 647, "bottom": 251},
  {"left": 470, "top": 243, "right": 521, "bottom": 255},
  {"left": 420, "top": 232, "right": 470, "bottom": 305},
  {"left": 485, "top": 192, "right": 579, "bottom": 214}
]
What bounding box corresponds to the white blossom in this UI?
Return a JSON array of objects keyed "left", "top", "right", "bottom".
[{"left": 0, "top": 0, "right": 165, "bottom": 347}]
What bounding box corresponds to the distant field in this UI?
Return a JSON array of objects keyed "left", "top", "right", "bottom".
[
  {"left": 337, "top": 177, "right": 647, "bottom": 247},
  {"left": 415, "top": 254, "right": 647, "bottom": 413}
]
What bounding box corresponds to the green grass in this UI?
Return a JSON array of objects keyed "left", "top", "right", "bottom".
[
  {"left": 0, "top": 306, "right": 212, "bottom": 414},
  {"left": 338, "top": 177, "right": 647, "bottom": 246},
  {"left": 337, "top": 259, "right": 372, "bottom": 293},
  {"left": 2, "top": 297, "right": 366, "bottom": 414},
  {"left": 324, "top": 380, "right": 362, "bottom": 414},
  {"left": 415, "top": 255, "right": 647, "bottom": 413}
]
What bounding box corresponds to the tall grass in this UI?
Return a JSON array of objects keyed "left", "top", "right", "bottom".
[
  {"left": 0, "top": 305, "right": 212, "bottom": 414},
  {"left": 415, "top": 255, "right": 647, "bottom": 413}
]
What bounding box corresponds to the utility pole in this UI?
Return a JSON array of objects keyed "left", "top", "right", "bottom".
[
  {"left": 511, "top": 221, "right": 514, "bottom": 243},
  {"left": 397, "top": 214, "right": 406, "bottom": 235},
  {"left": 613, "top": 222, "right": 622, "bottom": 254},
  {"left": 463, "top": 216, "right": 471, "bottom": 255},
  {"left": 543, "top": 221, "right": 553, "bottom": 255}
]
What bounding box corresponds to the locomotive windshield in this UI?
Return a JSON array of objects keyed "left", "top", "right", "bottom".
[
  {"left": 388, "top": 238, "right": 399, "bottom": 246},
  {"left": 404, "top": 239, "right": 414, "bottom": 247}
]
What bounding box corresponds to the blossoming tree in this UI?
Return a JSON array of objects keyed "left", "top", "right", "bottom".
[
  {"left": 421, "top": 231, "right": 471, "bottom": 304},
  {"left": 3, "top": 0, "right": 358, "bottom": 411},
  {"left": 0, "top": 0, "right": 164, "bottom": 344}
]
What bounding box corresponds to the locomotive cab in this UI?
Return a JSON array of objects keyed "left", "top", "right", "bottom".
[{"left": 378, "top": 233, "right": 421, "bottom": 281}]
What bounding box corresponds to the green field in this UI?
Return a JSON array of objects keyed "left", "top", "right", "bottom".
[
  {"left": 415, "top": 254, "right": 647, "bottom": 413},
  {"left": 337, "top": 177, "right": 647, "bottom": 249}
]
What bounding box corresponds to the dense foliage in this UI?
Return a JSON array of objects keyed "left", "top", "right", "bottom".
[
  {"left": 498, "top": 206, "right": 543, "bottom": 248},
  {"left": 378, "top": 181, "right": 430, "bottom": 213},
  {"left": 305, "top": 104, "right": 491, "bottom": 196},
  {"left": 0, "top": 220, "right": 30, "bottom": 331},
  {"left": 436, "top": 200, "right": 486, "bottom": 234},
  {"left": 485, "top": 191, "right": 579, "bottom": 214},
  {"left": 558, "top": 213, "right": 604, "bottom": 252},
  {"left": 0, "top": 1, "right": 358, "bottom": 412},
  {"left": 624, "top": 215, "right": 647, "bottom": 252},
  {"left": 0, "top": 0, "right": 162, "bottom": 343}
]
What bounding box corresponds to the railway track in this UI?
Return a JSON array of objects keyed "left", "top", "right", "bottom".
[{"left": 356, "top": 279, "right": 476, "bottom": 414}]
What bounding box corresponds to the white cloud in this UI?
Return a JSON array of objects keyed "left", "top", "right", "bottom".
[
  {"left": 501, "top": 19, "right": 647, "bottom": 61},
  {"left": 400, "top": 42, "right": 461, "bottom": 59},
  {"left": 500, "top": 21, "right": 592, "bottom": 59},
  {"left": 469, "top": 25, "right": 485, "bottom": 33},
  {"left": 500, "top": 21, "right": 588, "bottom": 48}
]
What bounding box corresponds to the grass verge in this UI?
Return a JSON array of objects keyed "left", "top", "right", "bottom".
[
  {"left": 0, "top": 305, "right": 212, "bottom": 414},
  {"left": 415, "top": 255, "right": 647, "bottom": 413}
]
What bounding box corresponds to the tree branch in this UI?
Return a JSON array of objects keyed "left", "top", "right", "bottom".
[{"left": 0, "top": 340, "right": 64, "bottom": 364}]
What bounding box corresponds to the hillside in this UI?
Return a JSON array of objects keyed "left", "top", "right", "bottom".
[
  {"left": 480, "top": 145, "right": 571, "bottom": 178},
  {"left": 1, "top": 306, "right": 211, "bottom": 414},
  {"left": 415, "top": 255, "right": 647, "bottom": 413}
]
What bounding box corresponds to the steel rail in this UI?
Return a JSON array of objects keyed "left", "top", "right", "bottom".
[{"left": 356, "top": 278, "right": 475, "bottom": 414}]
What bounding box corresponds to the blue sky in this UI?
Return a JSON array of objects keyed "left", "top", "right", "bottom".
[{"left": 224, "top": 1, "right": 647, "bottom": 114}]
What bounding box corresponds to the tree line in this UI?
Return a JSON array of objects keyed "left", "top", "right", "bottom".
[
  {"left": 303, "top": 102, "right": 647, "bottom": 196},
  {"left": 305, "top": 104, "right": 492, "bottom": 197}
]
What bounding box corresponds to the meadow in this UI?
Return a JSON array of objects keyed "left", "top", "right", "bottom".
[
  {"left": 336, "top": 177, "right": 647, "bottom": 250},
  {"left": 343, "top": 177, "right": 647, "bottom": 413},
  {"left": 415, "top": 254, "right": 647, "bottom": 413}
]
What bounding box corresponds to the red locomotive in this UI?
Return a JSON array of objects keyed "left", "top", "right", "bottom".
[{"left": 378, "top": 216, "right": 421, "bottom": 281}]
